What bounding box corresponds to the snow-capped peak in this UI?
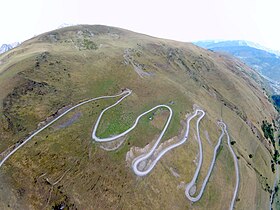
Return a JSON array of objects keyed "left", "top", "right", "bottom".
[{"left": 0, "top": 42, "right": 20, "bottom": 54}]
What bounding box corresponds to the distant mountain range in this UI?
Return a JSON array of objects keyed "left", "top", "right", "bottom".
[
  {"left": 194, "top": 40, "right": 280, "bottom": 93},
  {"left": 0, "top": 42, "right": 19, "bottom": 54},
  {"left": 194, "top": 40, "right": 280, "bottom": 56}
]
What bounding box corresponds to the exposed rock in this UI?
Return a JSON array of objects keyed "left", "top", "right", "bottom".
[{"left": 123, "top": 48, "right": 152, "bottom": 78}]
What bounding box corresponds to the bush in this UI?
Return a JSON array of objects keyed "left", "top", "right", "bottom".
[
  {"left": 261, "top": 120, "right": 274, "bottom": 143},
  {"left": 271, "top": 163, "right": 275, "bottom": 173},
  {"left": 273, "top": 150, "right": 280, "bottom": 162},
  {"left": 230, "top": 141, "right": 236, "bottom": 145},
  {"left": 83, "top": 39, "right": 97, "bottom": 50}
]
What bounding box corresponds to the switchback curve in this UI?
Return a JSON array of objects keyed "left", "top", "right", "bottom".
[{"left": 0, "top": 89, "right": 239, "bottom": 209}]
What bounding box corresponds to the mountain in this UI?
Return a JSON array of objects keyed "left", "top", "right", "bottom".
[
  {"left": 0, "top": 44, "right": 12, "bottom": 54},
  {"left": 194, "top": 40, "right": 280, "bottom": 56},
  {"left": 0, "top": 42, "right": 19, "bottom": 54},
  {"left": 194, "top": 40, "right": 280, "bottom": 84},
  {"left": 0, "top": 25, "right": 279, "bottom": 209}
]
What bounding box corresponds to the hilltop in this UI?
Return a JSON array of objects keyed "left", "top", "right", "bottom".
[{"left": 0, "top": 25, "right": 278, "bottom": 209}]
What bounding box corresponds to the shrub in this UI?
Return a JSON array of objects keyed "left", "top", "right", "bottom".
[
  {"left": 261, "top": 120, "right": 274, "bottom": 143},
  {"left": 230, "top": 141, "right": 236, "bottom": 145},
  {"left": 83, "top": 39, "right": 97, "bottom": 50}
]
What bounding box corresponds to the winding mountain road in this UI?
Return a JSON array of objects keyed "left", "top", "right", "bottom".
[
  {"left": 223, "top": 122, "right": 240, "bottom": 210},
  {"left": 185, "top": 121, "right": 239, "bottom": 210},
  {"left": 0, "top": 90, "right": 131, "bottom": 168},
  {"left": 0, "top": 89, "right": 240, "bottom": 209},
  {"left": 91, "top": 90, "right": 239, "bottom": 208},
  {"left": 132, "top": 109, "right": 202, "bottom": 177}
]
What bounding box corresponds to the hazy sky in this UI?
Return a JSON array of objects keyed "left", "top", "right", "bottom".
[{"left": 1, "top": 0, "right": 280, "bottom": 50}]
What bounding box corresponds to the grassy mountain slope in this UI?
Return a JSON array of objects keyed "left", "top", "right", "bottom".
[
  {"left": 212, "top": 46, "right": 280, "bottom": 81},
  {"left": 194, "top": 41, "right": 280, "bottom": 82},
  {"left": 0, "top": 25, "right": 278, "bottom": 209}
]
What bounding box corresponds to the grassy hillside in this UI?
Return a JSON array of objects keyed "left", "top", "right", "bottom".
[
  {"left": 0, "top": 25, "right": 278, "bottom": 209},
  {"left": 194, "top": 40, "right": 280, "bottom": 83},
  {"left": 212, "top": 46, "right": 280, "bottom": 81}
]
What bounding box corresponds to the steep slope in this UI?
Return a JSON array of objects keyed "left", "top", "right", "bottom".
[
  {"left": 213, "top": 46, "right": 280, "bottom": 81},
  {"left": 0, "top": 25, "right": 278, "bottom": 210},
  {"left": 194, "top": 40, "right": 280, "bottom": 83}
]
